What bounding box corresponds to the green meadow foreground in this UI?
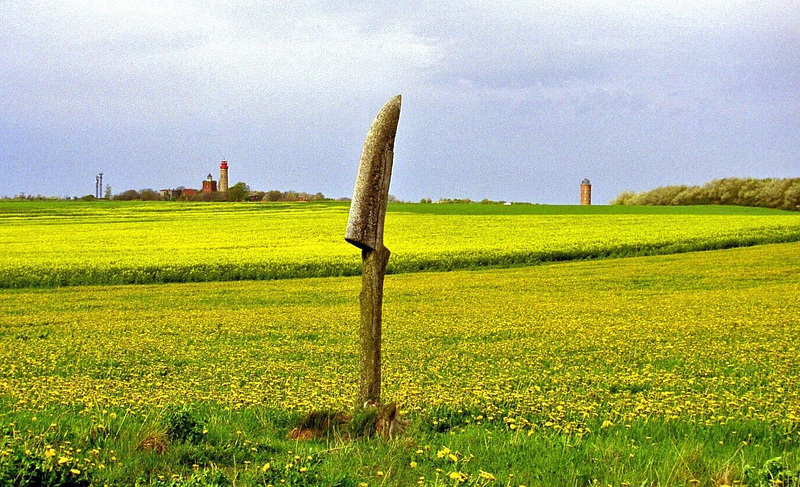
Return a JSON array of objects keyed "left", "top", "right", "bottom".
[{"left": 1, "top": 226, "right": 799, "bottom": 485}]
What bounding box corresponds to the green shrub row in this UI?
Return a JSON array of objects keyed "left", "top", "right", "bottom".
[{"left": 612, "top": 177, "right": 800, "bottom": 211}]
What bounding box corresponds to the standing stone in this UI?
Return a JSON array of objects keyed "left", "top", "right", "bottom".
[{"left": 345, "top": 95, "right": 402, "bottom": 406}]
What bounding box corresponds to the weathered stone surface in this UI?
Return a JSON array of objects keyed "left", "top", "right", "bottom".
[
  {"left": 345, "top": 95, "right": 402, "bottom": 251},
  {"left": 358, "top": 245, "right": 390, "bottom": 405},
  {"left": 345, "top": 95, "right": 402, "bottom": 407}
]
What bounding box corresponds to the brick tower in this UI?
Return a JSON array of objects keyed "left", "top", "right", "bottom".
[
  {"left": 202, "top": 174, "right": 217, "bottom": 193},
  {"left": 580, "top": 179, "right": 592, "bottom": 205}
]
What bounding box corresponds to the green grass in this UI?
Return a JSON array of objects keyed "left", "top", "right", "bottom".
[
  {"left": 391, "top": 202, "right": 794, "bottom": 215},
  {"left": 1, "top": 404, "right": 797, "bottom": 486}
]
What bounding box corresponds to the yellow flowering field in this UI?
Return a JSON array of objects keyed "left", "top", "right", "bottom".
[
  {"left": 0, "top": 201, "right": 799, "bottom": 287},
  {"left": 1, "top": 241, "right": 797, "bottom": 436}
]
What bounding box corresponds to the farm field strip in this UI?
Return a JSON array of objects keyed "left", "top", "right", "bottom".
[
  {"left": 1, "top": 201, "right": 800, "bottom": 288},
  {"left": 1, "top": 242, "right": 798, "bottom": 433}
]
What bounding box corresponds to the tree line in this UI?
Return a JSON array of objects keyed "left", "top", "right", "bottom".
[
  {"left": 611, "top": 178, "right": 800, "bottom": 211},
  {"left": 110, "top": 184, "right": 333, "bottom": 203}
]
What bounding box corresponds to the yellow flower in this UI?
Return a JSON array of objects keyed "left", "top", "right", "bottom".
[
  {"left": 44, "top": 449, "right": 56, "bottom": 458},
  {"left": 479, "top": 470, "right": 496, "bottom": 481},
  {"left": 410, "top": 461, "right": 417, "bottom": 468},
  {"left": 70, "top": 469, "right": 80, "bottom": 475},
  {"left": 262, "top": 462, "right": 271, "bottom": 472},
  {"left": 448, "top": 471, "right": 468, "bottom": 483}
]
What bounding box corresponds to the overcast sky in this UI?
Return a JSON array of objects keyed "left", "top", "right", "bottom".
[{"left": 1, "top": 1, "right": 798, "bottom": 203}]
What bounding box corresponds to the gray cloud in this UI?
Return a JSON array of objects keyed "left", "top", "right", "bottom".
[{"left": 1, "top": 1, "right": 797, "bottom": 202}]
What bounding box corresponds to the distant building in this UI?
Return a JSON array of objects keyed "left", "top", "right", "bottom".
[
  {"left": 158, "top": 162, "right": 228, "bottom": 199},
  {"left": 202, "top": 173, "right": 218, "bottom": 193},
  {"left": 160, "top": 189, "right": 183, "bottom": 200},
  {"left": 580, "top": 179, "right": 592, "bottom": 205}
]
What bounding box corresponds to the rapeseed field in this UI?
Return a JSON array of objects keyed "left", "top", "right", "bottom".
[
  {"left": 0, "top": 202, "right": 798, "bottom": 485},
  {"left": 0, "top": 201, "right": 799, "bottom": 288}
]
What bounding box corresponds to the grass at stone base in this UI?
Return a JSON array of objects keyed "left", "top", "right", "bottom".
[{"left": 1, "top": 402, "right": 798, "bottom": 487}]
